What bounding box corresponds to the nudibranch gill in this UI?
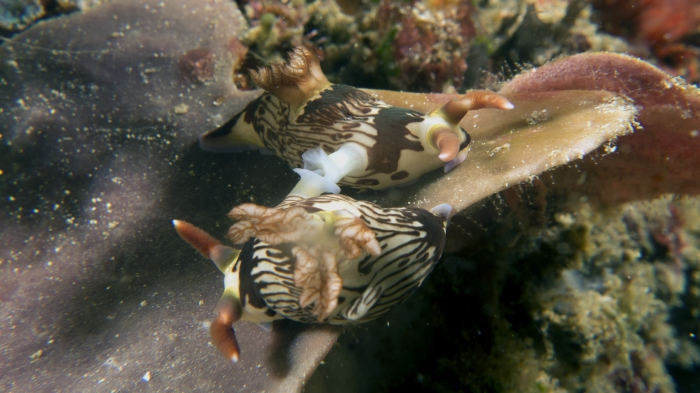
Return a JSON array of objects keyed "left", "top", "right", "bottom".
[
  {"left": 200, "top": 47, "right": 514, "bottom": 197},
  {"left": 174, "top": 194, "right": 451, "bottom": 362}
]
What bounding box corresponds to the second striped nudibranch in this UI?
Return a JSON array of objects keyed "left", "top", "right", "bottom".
[
  {"left": 200, "top": 47, "right": 513, "bottom": 197},
  {"left": 173, "top": 194, "right": 451, "bottom": 362}
]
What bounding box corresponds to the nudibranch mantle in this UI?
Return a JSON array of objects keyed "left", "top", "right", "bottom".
[
  {"left": 174, "top": 194, "right": 451, "bottom": 362},
  {"left": 201, "top": 47, "right": 513, "bottom": 197}
]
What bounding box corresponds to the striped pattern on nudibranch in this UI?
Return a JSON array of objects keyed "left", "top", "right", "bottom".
[
  {"left": 200, "top": 47, "right": 514, "bottom": 196},
  {"left": 231, "top": 194, "right": 447, "bottom": 324},
  {"left": 173, "top": 194, "right": 451, "bottom": 361},
  {"left": 238, "top": 85, "right": 440, "bottom": 188}
]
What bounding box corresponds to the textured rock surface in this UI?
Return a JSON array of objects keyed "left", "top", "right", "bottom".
[{"left": 0, "top": 1, "right": 339, "bottom": 392}]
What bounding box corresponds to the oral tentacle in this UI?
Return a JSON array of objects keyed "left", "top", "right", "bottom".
[{"left": 210, "top": 291, "right": 243, "bottom": 363}]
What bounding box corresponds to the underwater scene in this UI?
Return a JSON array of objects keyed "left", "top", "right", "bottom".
[{"left": 1, "top": 0, "right": 700, "bottom": 392}]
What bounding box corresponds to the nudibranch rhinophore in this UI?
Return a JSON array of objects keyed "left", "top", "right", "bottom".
[
  {"left": 174, "top": 194, "right": 451, "bottom": 362},
  {"left": 200, "top": 46, "right": 514, "bottom": 197}
]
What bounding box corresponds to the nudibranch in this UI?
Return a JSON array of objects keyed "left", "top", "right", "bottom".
[
  {"left": 200, "top": 47, "right": 513, "bottom": 197},
  {"left": 174, "top": 194, "right": 451, "bottom": 362}
]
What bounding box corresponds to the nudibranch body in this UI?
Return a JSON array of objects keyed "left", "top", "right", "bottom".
[
  {"left": 201, "top": 47, "right": 513, "bottom": 197},
  {"left": 174, "top": 194, "right": 451, "bottom": 362}
]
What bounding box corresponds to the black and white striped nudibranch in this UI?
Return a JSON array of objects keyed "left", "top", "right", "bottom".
[
  {"left": 200, "top": 47, "right": 513, "bottom": 198},
  {"left": 173, "top": 194, "right": 451, "bottom": 362}
]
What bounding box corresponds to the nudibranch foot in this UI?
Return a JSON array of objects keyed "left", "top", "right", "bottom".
[
  {"left": 444, "top": 149, "right": 469, "bottom": 173},
  {"left": 429, "top": 203, "right": 453, "bottom": 222}
]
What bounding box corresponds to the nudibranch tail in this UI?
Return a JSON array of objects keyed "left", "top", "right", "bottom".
[
  {"left": 211, "top": 290, "right": 243, "bottom": 363},
  {"left": 249, "top": 46, "right": 331, "bottom": 110},
  {"left": 173, "top": 220, "right": 240, "bottom": 272},
  {"left": 198, "top": 110, "right": 266, "bottom": 154}
]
